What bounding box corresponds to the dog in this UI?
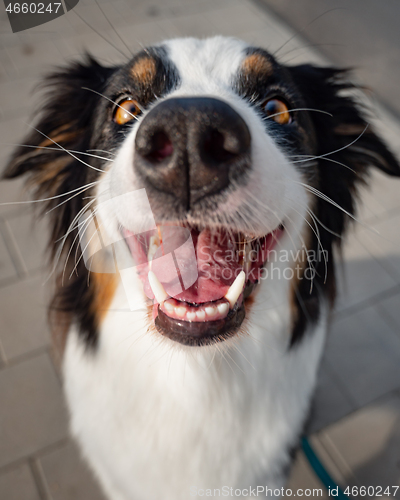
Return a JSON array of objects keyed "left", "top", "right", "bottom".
[{"left": 4, "top": 36, "right": 400, "bottom": 500}]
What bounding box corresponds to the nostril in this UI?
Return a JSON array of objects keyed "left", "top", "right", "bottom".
[
  {"left": 146, "top": 131, "right": 174, "bottom": 163},
  {"left": 202, "top": 128, "right": 239, "bottom": 164}
]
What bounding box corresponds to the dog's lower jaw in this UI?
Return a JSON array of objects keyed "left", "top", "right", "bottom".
[{"left": 63, "top": 280, "right": 328, "bottom": 500}]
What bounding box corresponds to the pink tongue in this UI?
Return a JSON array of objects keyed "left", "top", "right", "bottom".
[
  {"left": 174, "top": 228, "right": 242, "bottom": 303},
  {"left": 126, "top": 227, "right": 242, "bottom": 304}
]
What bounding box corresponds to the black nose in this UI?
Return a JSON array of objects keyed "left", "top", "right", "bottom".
[{"left": 134, "top": 97, "right": 251, "bottom": 209}]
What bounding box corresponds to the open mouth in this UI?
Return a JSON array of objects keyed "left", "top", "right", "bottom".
[{"left": 123, "top": 223, "right": 284, "bottom": 346}]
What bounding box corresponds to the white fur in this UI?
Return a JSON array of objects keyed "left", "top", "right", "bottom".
[
  {"left": 63, "top": 37, "right": 326, "bottom": 500},
  {"left": 64, "top": 281, "right": 327, "bottom": 500}
]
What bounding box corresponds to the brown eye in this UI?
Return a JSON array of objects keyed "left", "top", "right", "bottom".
[
  {"left": 113, "top": 98, "right": 141, "bottom": 125},
  {"left": 262, "top": 98, "right": 292, "bottom": 125}
]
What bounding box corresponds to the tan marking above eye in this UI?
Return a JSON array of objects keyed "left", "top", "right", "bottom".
[
  {"left": 241, "top": 53, "right": 273, "bottom": 77},
  {"left": 130, "top": 57, "right": 157, "bottom": 85},
  {"left": 262, "top": 98, "right": 292, "bottom": 125},
  {"left": 113, "top": 98, "right": 142, "bottom": 125}
]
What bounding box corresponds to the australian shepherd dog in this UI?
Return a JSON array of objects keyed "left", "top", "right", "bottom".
[{"left": 4, "top": 37, "right": 400, "bottom": 500}]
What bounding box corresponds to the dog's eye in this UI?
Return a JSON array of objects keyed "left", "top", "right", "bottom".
[
  {"left": 113, "top": 98, "right": 142, "bottom": 125},
  {"left": 262, "top": 99, "right": 292, "bottom": 125}
]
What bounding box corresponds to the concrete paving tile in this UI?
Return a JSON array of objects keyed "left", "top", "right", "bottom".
[
  {"left": 325, "top": 306, "right": 400, "bottom": 408},
  {"left": 335, "top": 229, "right": 398, "bottom": 312},
  {"left": 319, "top": 393, "right": 400, "bottom": 489},
  {"left": 356, "top": 178, "right": 391, "bottom": 223},
  {"left": 0, "top": 77, "right": 42, "bottom": 120},
  {"left": 0, "top": 274, "right": 51, "bottom": 361},
  {"left": 64, "top": 3, "right": 125, "bottom": 36},
  {"left": 0, "top": 180, "right": 30, "bottom": 218},
  {"left": 0, "top": 60, "right": 7, "bottom": 85},
  {"left": 0, "top": 49, "right": 17, "bottom": 79},
  {"left": 359, "top": 212, "right": 400, "bottom": 281},
  {"left": 6, "top": 211, "right": 49, "bottom": 274},
  {"left": 166, "top": 0, "right": 242, "bottom": 18},
  {"left": 0, "top": 352, "right": 69, "bottom": 468},
  {"left": 0, "top": 116, "right": 31, "bottom": 175},
  {"left": 307, "top": 362, "right": 355, "bottom": 434},
  {"left": 286, "top": 449, "right": 329, "bottom": 498},
  {"left": 6, "top": 40, "right": 64, "bottom": 77},
  {"left": 55, "top": 31, "right": 129, "bottom": 66},
  {"left": 39, "top": 440, "right": 107, "bottom": 500},
  {"left": 82, "top": 0, "right": 134, "bottom": 29},
  {"left": 376, "top": 291, "right": 400, "bottom": 336},
  {"left": 158, "top": 13, "right": 219, "bottom": 39},
  {"left": 358, "top": 170, "right": 400, "bottom": 222},
  {"left": 204, "top": 2, "right": 271, "bottom": 36},
  {"left": 0, "top": 225, "right": 18, "bottom": 283},
  {"left": 0, "top": 462, "right": 41, "bottom": 500},
  {"left": 117, "top": 21, "right": 172, "bottom": 53}
]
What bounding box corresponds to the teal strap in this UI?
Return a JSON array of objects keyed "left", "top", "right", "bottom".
[{"left": 301, "top": 436, "right": 349, "bottom": 500}]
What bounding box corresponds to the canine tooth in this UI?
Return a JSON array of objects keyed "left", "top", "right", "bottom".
[
  {"left": 148, "top": 271, "right": 169, "bottom": 304},
  {"left": 164, "top": 301, "right": 174, "bottom": 312},
  {"left": 217, "top": 303, "right": 229, "bottom": 315},
  {"left": 205, "top": 306, "right": 217, "bottom": 317},
  {"left": 186, "top": 312, "right": 196, "bottom": 321},
  {"left": 196, "top": 310, "right": 206, "bottom": 320},
  {"left": 225, "top": 270, "right": 246, "bottom": 308},
  {"left": 176, "top": 306, "right": 186, "bottom": 317}
]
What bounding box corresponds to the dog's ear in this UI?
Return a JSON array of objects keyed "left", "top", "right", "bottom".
[
  {"left": 2, "top": 55, "right": 116, "bottom": 257},
  {"left": 3, "top": 55, "right": 115, "bottom": 198},
  {"left": 287, "top": 64, "right": 400, "bottom": 178},
  {"left": 287, "top": 64, "right": 400, "bottom": 241}
]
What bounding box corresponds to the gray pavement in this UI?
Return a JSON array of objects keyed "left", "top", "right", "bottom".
[{"left": 0, "top": 0, "right": 400, "bottom": 498}]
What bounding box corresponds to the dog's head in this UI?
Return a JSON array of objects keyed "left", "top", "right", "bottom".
[{"left": 4, "top": 37, "right": 400, "bottom": 349}]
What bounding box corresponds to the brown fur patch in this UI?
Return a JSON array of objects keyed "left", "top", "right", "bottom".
[
  {"left": 36, "top": 123, "right": 76, "bottom": 148},
  {"left": 241, "top": 53, "right": 273, "bottom": 78},
  {"left": 28, "top": 157, "right": 70, "bottom": 189},
  {"left": 38, "top": 130, "right": 78, "bottom": 149},
  {"left": 131, "top": 56, "right": 157, "bottom": 86},
  {"left": 333, "top": 124, "right": 371, "bottom": 136},
  {"left": 91, "top": 272, "right": 118, "bottom": 328}
]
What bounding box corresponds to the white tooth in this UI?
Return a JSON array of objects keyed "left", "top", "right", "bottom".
[
  {"left": 225, "top": 270, "right": 246, "bottom": 308},
  {"left": 186, "top": 312, "right": 196, "bottom": 321},
  {"left": 217, "top": 303, "right": 229, "bottom": 315},
  {"left": 205, "top": 306, "right": 217, "bottom": 317},
  {"left": 196, "top": 310, "right": 206, "bottom": 320},
  {"left": 164, "top": 301, "right": 174, "bottom": 312},
  {"left": 148, "top": 244, "right": 158, "bottom": 262},
  {"left": 148, "top": 271, "right": 169, "bottom": 304},
  {"left": 175, "top": 306, "right": 186, "bottom": 317}
]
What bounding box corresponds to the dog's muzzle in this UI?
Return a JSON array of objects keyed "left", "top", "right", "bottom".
[{"left": 134, "top": 97, "right": 251, "bottom": 209}]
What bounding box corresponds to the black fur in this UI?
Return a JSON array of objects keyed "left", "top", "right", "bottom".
[
  {"left": 3, "top": 56, "right": 116, "bottom": 347},
  {"left": 286, "top": 65, "right": 400, "bottom": 345}
]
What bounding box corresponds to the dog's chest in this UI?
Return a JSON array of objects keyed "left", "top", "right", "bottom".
[{"left": 63, "top": 285, "right": 327, "bottom": 500}]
